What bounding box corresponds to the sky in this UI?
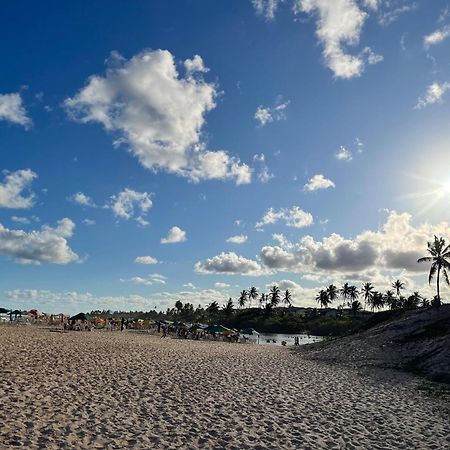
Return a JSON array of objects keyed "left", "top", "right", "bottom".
[{"left": 0, "top": 0, "right": 449, "bottom": 314}]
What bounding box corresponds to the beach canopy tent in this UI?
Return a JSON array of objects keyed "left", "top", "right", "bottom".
[
  {"left": 70, "top": 312, "right": 92, "bottom": 321},
  {"left": 28, "top": 309, "right": 39, "bottom": 316},
  {"left": 240, "top": 328, "right": 259, "bottom": 336},
  {"left": 189, "top": 324, "right": 206, "bottom": 332},
  {"left": 0, "top": 308, "right": 10, "bottom": 314},
  {"left": 205, "top": 325, "right": 234, "bottom": 334}
]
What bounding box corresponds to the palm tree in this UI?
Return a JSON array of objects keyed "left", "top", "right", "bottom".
[
  {"left": 350, "top": 300, "right": 362, "bottom": 316},
  {"left": 207, "top": 301, "right": 219, "bottom": 316},
  {"left": 223, "top": 298, "right": 234, "bottom": 316},
  {"left": 326, "top": 284, "right": 338, "bottom": 306},
  {"left": 340, "top": 283, "right": 351, "bottom": 303},
  {"left": 316, "top": 290, "right": 329, "bottom": 308},
  {"left": 420, "top": 297, "right": 430, "bottom": 308},
  {"left": 371, "top": 291, "right": 385, "bottom": 311},
  {"left": 283, "top": 289, "right": 292, "bottom": 308},
  {"left": 248, "top": 286, "right": 258, "bottom": 308},
  {"left": 269, "top": 285, "right": 281, "bottom": 307},
  {"left": 238, "top": 290, "right": 248, "bottom": 309},
  {"left": 383, "top": 290, "right": 395, "bottom": 310},
  {"left": 392, "top": 280, "right": 405, "bottom": 298},
  {"left": 417, "top": 235, "right": 450, "bottom": 304},
  {"left": 258, "top": 293, "right": 266, "bottom": 308},
  {"left": 348, "top": 285, "right": 359, "bottom": 306},
  {"left": 361, "top": 282, "right": 374, "bottom": 310}
]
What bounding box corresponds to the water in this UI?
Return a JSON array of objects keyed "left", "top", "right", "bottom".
[{"left": 243, "top": 333, "right": 323, "bottom": 346}]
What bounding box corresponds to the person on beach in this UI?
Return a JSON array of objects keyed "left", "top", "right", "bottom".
[
  {"left": 120, "top": 317, "right": 125, "bottom": 331},
  {"left": 161, "top": 326, "right": 167, "bottom": 338}
]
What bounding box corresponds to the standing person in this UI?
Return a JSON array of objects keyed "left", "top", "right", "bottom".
[
  {"left": 121, "top": 317, "right": 125, "bottom": 331},
  {"left": 161, "top": 325, "right": 167, "bottom": 338}
]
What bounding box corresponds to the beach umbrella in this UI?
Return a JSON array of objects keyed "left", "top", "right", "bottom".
[
  {"left": 189, "top": 324, "right": 206, "bottom": 332},
  {"left": 0, "top": 308, "right": 10, "bottom": 314}
]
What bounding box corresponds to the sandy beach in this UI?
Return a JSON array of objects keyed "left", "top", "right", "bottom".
[{"left": 1, "top": 326, "right": 449, "bottom": 449}]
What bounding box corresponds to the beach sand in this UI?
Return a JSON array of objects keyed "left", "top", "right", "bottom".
[{"left": 0, "top": 326, "right": 448, "bottom": 449}]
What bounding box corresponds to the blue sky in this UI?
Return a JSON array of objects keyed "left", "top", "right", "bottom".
[{"left": 0, "top": 0, "right": 449, "bottom": 313}]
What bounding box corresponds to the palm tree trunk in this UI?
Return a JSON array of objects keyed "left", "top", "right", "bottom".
[{"left": 437, "top": 266, "right": 440, "bottom": 302}]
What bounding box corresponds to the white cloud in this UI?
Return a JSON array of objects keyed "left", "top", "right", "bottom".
[
  {"left": 11, "top": 216, "right": 30, "bottom": 225},
  {"left": 0, "top": 218, "right": 78, "bottom": 264},
  {"left": 415, "top": 82, "right": 450, "bottom": 109},
  {"left": 161, "top": 226, "right": 187, "bottom": 244},
  {"left": 253, "top": 153, "right": 274, "bottom": 183},
  {"left": 82, "top": 219, "right": 96, "bottom": 226},
  {"left": 377, "top": 3, "right": 418, "bottom": 27},
  {"left": 69, "top": 192, "right": 96, "bottom": 207},
  {"left": 254, "top": 98, "right": 290, "bottom": 126},
  {"left": 252, "top": 0, "right": 285, "bottom": 20},
  {"left": 294, "top": 0, "right": 369, "bottom": 79},
  {"left": 134, "top": 255, "right": 158, "bottom": 265},
  {"left": 226, "top": 234, "right": 248, "bottom": 244},
  {"left": 65, "top": 49, "right": 250, "bottom": 185},
  {"left": 335, "top": 146, "right": 353, "bottom": 161},
  {"left": 3, "top": 288, "right": 230, "bottom": 314},
  {"left": 304, "top": 174, "right": 335, "bottom": 192},
  {"left": 183, "top": 282, "right": 196, "bottom": 289},
  {"left": 355, "top": 137, "right": 364, "bottom": 153},
  {"left": 0, "top": 93, "right": 32, "bottom": 128},
  {"left": 361, "top": 46, "right": 383, "bottom": 65},
  {"left": 424, "top": 26, "right": 450, "bottom": 48},
  {"left": 120, "top": 273, "right": 167, "bottom": 286},
  {"left": 259, "top": 211, "right": 450, "bottom": 278},
  {"left": 214, "top": 282, "right": 230, "bottom": 288},
  {"left": 195, "top": 252, "right": 266, "bottom": 276},
  {"left": 109, "top": 189, "right": 152, "bottom": 225},
  {"left": 272, "top": 233, "right": 294, "bottom": 249},
  {"left": 256, "top": 206, "right": 313, "bottom": 229},
  {"left": 264, "top": 279, "right": 318, "bottom": 307},
  {"left": 0, "top": 169, "right": 37, "bottom": 209}
]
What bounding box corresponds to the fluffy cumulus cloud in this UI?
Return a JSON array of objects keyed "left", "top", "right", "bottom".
[
  {"left": 109, "top": 189, "right": 152, "bottom": 226},
  {"left": 161, "top": 226, "right": 187, "bottom": 244},
  {"left": 259, "top": 211, "right": 450, "bottom": 277},
  {"left": 65, "top": 49, "right": 251, "bottom": 184},
  {"left": 0, "top": 93, "right": 32, "bottom": 128},
  {"left": 215, "top": 282, "right": 230, "bottom": 288},
  {"left": 256, "top": 206, "right": 313, "bottom": 229},
  {"left": 254, "top": 98, "right": 290, "bottom": 126},
  {"left": 0, "top": 218, "right": 78, "bottom": 264},
  {"left": 134, "top": 255, "right": 158, "bottom": 265},
  {"left": 304, "top": 174, "right": 335, "bottom": 192},
  {"left": 424, "top": 26, "right": 450, "bottom": 48},
  {"left": 195, "top": 252, "right": 265, "bottom": 276},
  {"left": 69, "top": 192, "right": 96, "bottom": 207},
  {"left": 120, "top": 273, "right": 166, "bottom": 286},
  {"left": 226, "top": 234, "right": 248, "bottom": 244},
  {"left": 0, "top": 169, "right": 37, "bottom": 209},
  {"left": 415, "top": 82, "right": 450, "bottom": 109},
  {"left": 294, "top": 0, "right": 381, "bottom": 79},
  {"left": 335, "top": 146, "right": 353, "bottom": 161}
]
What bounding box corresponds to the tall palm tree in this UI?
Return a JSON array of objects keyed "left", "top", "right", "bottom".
[
  {"left": 383, "top": 290, "right": 395, "bottom": 310},
  {"left": 340, "top": 282, "right": 351, "bottom": 309},
  {"left": 417, "top": 235, "right": 450, "bottom": 304},
  {"left": 316, "top": 290, "right": 329, "bottom": 308},
  {"left": 248, "top": 286, "right": 258, "bottom": 308},
  {"left": 326, "top": 284, "right": 338, "bottom": 305},
  {"left": 348, "top": 285, "right": 359, "bottom": 306},
  {"left": 223, "top": 298, "right": 234, "bottom": 316},
  {"left": 283, "top": 289, "right": 292, "bottom": 308},
  {"left": 207, "top": 301, "right": 219, "bottom": 316},
  {"left": 238, "top": 290, "right": 248, "bottom": 309},
  {"left": 371, "top": 291, "right": 385, "bottom": 311},
  {"left": 361, "top": 282, "right": 374, "bottom": 311},
  {"left": 392, "top": 280, "right": 405, "bottom": 298},
  {"left": 258, "top": 293, "right": 266, "bottom": 308},
  {"left": 269, "top": 285, "right": 281, "bottom": 307},
  {"left": 350, "top": 300, "right": 362, "bottom": 316}
]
